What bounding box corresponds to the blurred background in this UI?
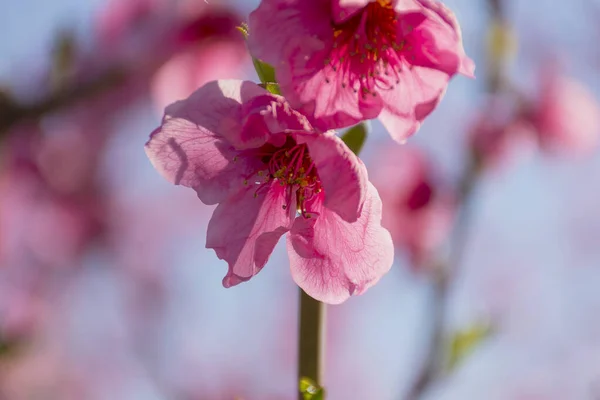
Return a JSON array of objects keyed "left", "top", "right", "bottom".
[{"left": 1, "top": 0, "right": 599, "bottom": 399}]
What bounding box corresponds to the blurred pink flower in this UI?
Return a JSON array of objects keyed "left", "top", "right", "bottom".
[
  {"left": 530, "top": 67, "right": 600, "bottom": 155},
  {"left": 369, "top": 144, "right": 452, "bottom": 267},
  {"left": 151, "top": 7, "right": 247, "bottom": 110},
  {"left": 468, "top": 96, "right": 535, "bottom": 169},
  {"left": 145, "top": 79, "right": 393, "bottom": 304},
  {"left": 96, "top": 0, "right": 165, "bottom": 46},
  {"left": 248, "top": 0, "right": 474, "bottom": 142},
  {"left": 0, "top": 123, "right": 106, "bottom": 339},
  {"left": 96, "top": 0, "right": 247, "bottom": 112},
  {"left": 0, "top": 128, "right": 102, "bottom": 270}
]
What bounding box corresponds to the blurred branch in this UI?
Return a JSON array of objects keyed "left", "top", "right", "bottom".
[
  {"left": 405, "top": 155, "right": 482, "bottom": 400},
  {"left": 405, "top": 1, "right": 511, "bottom": 399},
  {"left": 0, "top": 68, "right": 126, "bottom": 136}
]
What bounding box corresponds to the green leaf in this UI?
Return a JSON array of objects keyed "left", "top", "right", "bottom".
[
  {"left": 341, "top": 122, "right": 368, "bottom": 156},
  {"left": 446, "top": 323, "right": 491, "bottom": 371},
  {"left": 237, "top": 23, "right": 278, "bottom": 88},
  {"left": 299, "top": 377, "right": 325, "bottom": 400}
]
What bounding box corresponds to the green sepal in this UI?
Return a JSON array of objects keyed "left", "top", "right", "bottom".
[
  {"left": 258, "top": 82, "right": 281, "bottom": 95},
  {"left": 237, "top": 23, "right": 278, "bottom": 88},
  {"left": 341, "top": 122, "right": 368, "bottom": 156}
]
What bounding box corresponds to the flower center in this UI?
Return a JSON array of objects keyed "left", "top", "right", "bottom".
[
  {"left": 326, "top": 0, "right": 407, "bottom": 98},
  {"left": 243, "top": 136, "right": 322, "bottom": 218}
]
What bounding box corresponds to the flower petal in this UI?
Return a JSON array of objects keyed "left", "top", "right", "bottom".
[
  {"left": 331, "top": 0, "right": 371, "bottom": 23},
  {"left": 377, "top": 66, "right": 448, "bottom": 142},
  {"left": 248, "top": 0, "right": 331, "bottom": 66},
  {"left": 163, "top": 79, "right": 273, "bottom": 149},
  {"left": 282, "top": 54, "right": 382, "bottom": 131},
  {"left": 206, "top": 183, "right": 294, "bottom": 287},
  {"left": 419, "top": 0, "right": 475, "bottom": 78},
  {"left": 295, "top": 131, "right": 367, "bottom": 223},
  {"left": 287, "top": 182, "right": 393, "bottom": 304},
  {"left": 401, "top": 5, "right": 474, "bottom": 77},
  {"left": 242, "top": 95, "right": 313, "bottom": 142},
  {"left": 145, "top": 80, "right": 269, "bottom": 204}
]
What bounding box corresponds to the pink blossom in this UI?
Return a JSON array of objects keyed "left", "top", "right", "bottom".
[
  {"left": 96, "top": 0, "right": 164, "bottom": 46},
  {"left": 151, "top": 8, "right": 247, "bottom": 110},
  {"left": 0, "top": 123, "right": 106, "bottom": 339},
  {"left": 529, "top": 67, "right": 600, "bottom": 155},
  {"left": 95, "top": 0, "right": 246, "bottom": 108},
  {"left": 248, "top": 0, "right": 474, "bottom": 142},
  {"left": 468, "top": 95, "right": 536, "bottom": 170},
  {"left": 145, "top": 79, "right": 393, "bottom": 303},
  {"left": 369, "top": 144, "right": 452, "bottom": 266}
]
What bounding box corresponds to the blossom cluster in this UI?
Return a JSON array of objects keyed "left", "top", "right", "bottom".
[{"left": 145, "top": 0, "right": 474, "bottom": 303}]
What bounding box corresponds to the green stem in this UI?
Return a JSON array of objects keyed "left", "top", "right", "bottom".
[{"left": 298, "top": 289, "right": 325, "bottom": 399}]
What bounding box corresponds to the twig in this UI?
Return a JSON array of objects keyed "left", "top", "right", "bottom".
[
  {"left": 405, "top": 1, "right": 508, "bottom": 397},
  {"left": 405, "top": 155, "right": 481, "bottom": 400}
]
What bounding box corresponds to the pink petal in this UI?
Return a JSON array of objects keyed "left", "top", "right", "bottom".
[
  {"left": 248, "top": 0, "right": 331, "bottom": 67},
  {"left": 287, "top": 182, "right": 393, "bottom": 304},
  {"left": 412, "top": 0, "right": 475, "bottom": 77},
  {"left": 280, "top": 47, "right": 382, "bottom": 131},
  {"left": 331, "top": 0, "right": 371, "bottom": 23},
  {"left": 145, "top": 80, "right": 268, "bottom": 204},
  {"left": 295, "top": 131, "right": 367, "bottom": 223},
  {"left": 207, "top": 183, "right": 295, "bottom": 287},
  {"left": 535, "top": 71, "right": 600, "bottom": 155},
  {"left": 164, "top": 80, "right": 272, "bottom": 149},
  {"left": 378, "top": 66, "right": 448, "bottom": 142},
  {"left": 241, "top": 95, "right": 313, "bottom": 142}
]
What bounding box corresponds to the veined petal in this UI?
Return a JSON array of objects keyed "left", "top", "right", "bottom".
[
  {"left": 377, "top": 66, "right": 448, "bottom": 142},
  {"left": 145, "top": 80, "right": 268, "bottom": 204},
  {"left": 242, "top": 94, "right": 313, "bottom": 144},
  {"left": 207, "top": 183, "right": 294, "bottom": 287},
  {"left": 287, "top": 182, "right": 393, "bottom": 304}
]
